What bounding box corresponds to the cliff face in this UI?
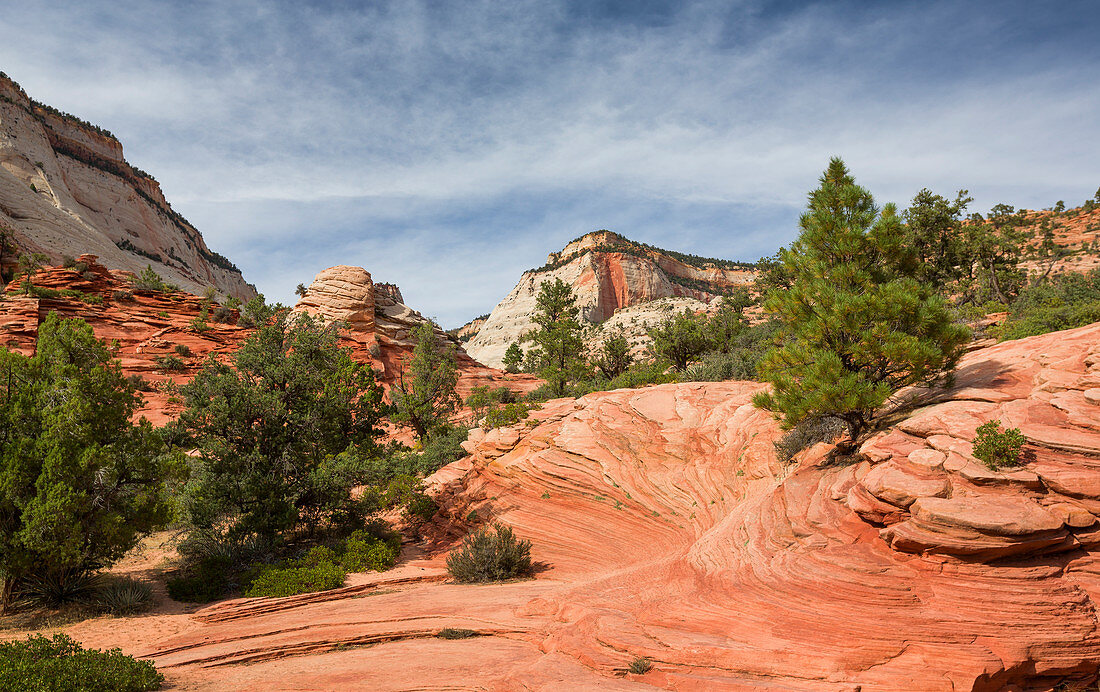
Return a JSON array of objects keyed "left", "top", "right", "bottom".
[
  {"left": 464, "top": 231, "right": 755, "bottom": 367},
  {"left": 0, "top": 73, "right": 255, "bottom": 300}
]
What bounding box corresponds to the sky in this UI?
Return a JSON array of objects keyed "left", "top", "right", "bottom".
[{"left": 1, "top": 1, "right": 1098, "bottom": 327}]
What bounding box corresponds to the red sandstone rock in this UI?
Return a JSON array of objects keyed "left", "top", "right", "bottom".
[
  {"left": 118, "top": 321, "right": 1100, "bottom": 690},
  {"left": 1, "top": 259, "right": 538, "bottom": 426}
]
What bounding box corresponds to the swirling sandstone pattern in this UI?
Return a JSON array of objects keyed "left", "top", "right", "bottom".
[{"left": 128, "top": 321, "right": 1100, "bottom": 690}]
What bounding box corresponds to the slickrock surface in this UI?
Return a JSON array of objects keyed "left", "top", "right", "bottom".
[
  {"left": 73, "top": 320, "right": 1098, "bottom": 690},
  {"left": 0, "top": 73, "right": 255, "bottom": 299},
  {"left": 465, "top": 230, "right": 755, "bottom": 367}
]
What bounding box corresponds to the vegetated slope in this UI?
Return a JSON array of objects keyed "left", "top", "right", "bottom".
[
  {"left": 0, "top": 258, "right": 536, "bottom": 425},
  {"left": 0, "top": 72, "right": 255, "bottom": 300},
  {"left": 464, "top": 230, "right": 755, "bottom": 367},
  {"left": 118, "top": 320, "right": 1100, "bottom": 690},
  {"left": 1015, "top": 204, "right": 1100, "bottom": 277}
]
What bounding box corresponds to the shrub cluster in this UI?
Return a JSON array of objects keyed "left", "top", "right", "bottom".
[
  {"left": 244, "top": 530, "right": 399, "bottom": 598},
  {"left": 994, "top": 269, "right": 1100, "bottom": 341},
  {"left": 973, "top": 421, "right": 1027, "bottom": 470},
  {"left": 0, "top": 633, "right": 163, "bottom": 692},
  {"left": 446, "top": 523, "right": 533, "bottom": 584}
]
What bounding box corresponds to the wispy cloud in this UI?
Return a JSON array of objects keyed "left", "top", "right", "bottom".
[{"left": 1, "top": 0, "right": 1098, "bottom": 325}]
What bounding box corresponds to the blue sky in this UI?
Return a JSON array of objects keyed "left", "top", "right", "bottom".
[{"left": 1, "top": 1, "right": 1098, "bottom": 327}]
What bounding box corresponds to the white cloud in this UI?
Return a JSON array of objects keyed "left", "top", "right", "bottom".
[{"left": 0, "top": 0, "right": 1097, "bottom": 325}]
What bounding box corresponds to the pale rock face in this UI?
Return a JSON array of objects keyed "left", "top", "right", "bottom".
[
  {"left": 465, "top": 231, "right": 755, "bottom": 367},
  {"left": 0, "top": 74, "right": 254, "bottom": 300},
  {"left": 291, "top": 265, "right": 461, "bottom": 350},
  {"left": 290, "top": 265, "right": 375, "bottom": 331}
]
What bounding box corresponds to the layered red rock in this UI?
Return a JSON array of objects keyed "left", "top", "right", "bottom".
[
  {"left": 1, "top": 259, "right": 538, "bottom": 425},
  {"left": 0, "top": 73, "right": 255, "bottom": 300},
  {"left": 111, "top": 321, "right": 1100, "bottom": 690}
]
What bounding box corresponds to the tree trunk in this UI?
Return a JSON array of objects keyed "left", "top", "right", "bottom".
[{"left": 1, "top": 575, "right": 14, "bottom": 615}]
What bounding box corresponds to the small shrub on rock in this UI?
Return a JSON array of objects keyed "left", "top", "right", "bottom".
[
  {"left": 484, "top": 402, "right": 531, "bottom": 429},
  {"left": 436, "top": 628, "right": 479, "bottom": 639},
  {"left": 446, "top": 523, "right": 533, "bottom": 584},
  {"left": 0, "top": 633, "right": 163, "bottom": 691},
  {"left": 773, "top": 416, "right": 846, "bottom": 464},
  {"left": 154, "top": 354, "right": 186, "bottom": 372},
  {"left": 973, "top": 421, "right": 1027, "bottom": 469},
  {"left": 628, "top": 656, "right": 653, "bottom": 674},
  {"left": 131, "top": 266, "right": 173, "bottom": 293}
]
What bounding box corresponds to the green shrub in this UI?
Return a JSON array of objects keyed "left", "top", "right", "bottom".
[
  {"left": 973, "top": 421, "right": 1027, "bottom": 469},
  {"left": 606, "top": 360, "right": 678, "bottom": 391},
  {"left": 166, "top": 558, "right": 232, "bottom": 603},
  {"left": 401, "top": 492, "right": 438, "bottom": 525},
  {"left": 189, "top": 305, "right": 210, "bottom": 333},
  {"left": 339, "top": 530, "right": 400, "bottom": 572},
  {"left": 0, "top": 633, "right": 163, "bottom": 691},
  {"left": 446, "top": 523, "right": 533, "bottom": 584},
  {"left": 628, "top": 656, "right": 653, "bottom": 675},
  {"left": 174, "top": 343, "right": 191, "bottom": 357},
  {"left": 131, "top": 266, "right": 173, "bottom": 293},
  {"left": 436, "top": 628, "right": 479, "bottom": 639},
  {"left": 154, "top": 354, "right": 186, "bottom": 372},
  {"left": 212, "top": 306, "right": 234, "bottom": 323},
  {"left": 393, "top": 425, "right": 470, "bottom": 476},
  {"left": 126, "top": 374, "right": 154, "bottom": 392},
  {"left": 483, "top": 402, "right": 531, "bottom": 429},
  {"left": 94, "top": 577, "right": 154, "bottom": 615},
  {"left": 167, "top": 531, "right": 275, "bottom": 603},
  {"left": 244, "top": 561, "right": 346, "bottom": 598}
]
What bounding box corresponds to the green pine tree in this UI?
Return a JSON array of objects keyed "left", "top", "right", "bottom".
[
  {"left": 0, "top": 313, "right": 178, "bottom": 612},
  {"left": 177, "top": 312, "right": 386, "bottom": 541},
  {"left": 502, "top": 342, "right": 523, "bottom": 374},
  {"left": 649, "top": 309, "right": 708, "bottom": 371},
  {"left": 595, "top": 328, "right": 633, "bottom": 379},
  {"left": 753, "top": 158, "right": 970, "bottom": 443},
  {"left": 391, "top": 322, "right": 460, "bottom": 442},
  {"left": 525, "top": 279, "right": 587, "bottom": 396}
]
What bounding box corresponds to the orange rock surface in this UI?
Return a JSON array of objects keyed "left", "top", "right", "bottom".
[{"left": 50, "top": 320, "right": 1099, "bottom": 690}]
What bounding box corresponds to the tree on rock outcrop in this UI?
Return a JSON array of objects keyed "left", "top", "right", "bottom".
[
  {"left": 391, "top": 322, "right": 460, "bottom": 443},
  {"left": 524, "top": 278, "right": 587, "bottom": 396},
  {"left": 753, "top": 158, "right": 970, "bottom": 443},
  {"left": 176, "top": 312, "right": 386, "bottom": 541},
  {"left": 0, "top": 313, "right": 178, "bottom": 612}
]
